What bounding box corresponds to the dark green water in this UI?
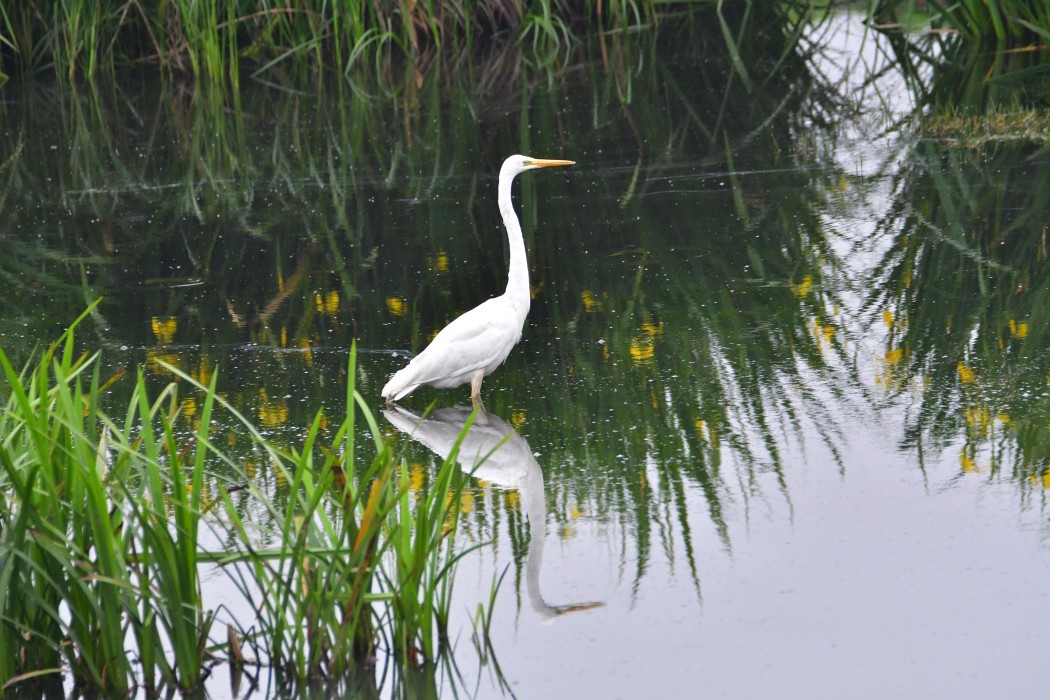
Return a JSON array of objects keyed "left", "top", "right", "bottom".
[{"left": 2, "top": 10, "right": 1050, "bottom": 698}]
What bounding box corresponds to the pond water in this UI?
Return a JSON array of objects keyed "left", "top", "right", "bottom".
[{"left": 2, "top": 9, "right": 1050, "bottom": 699}]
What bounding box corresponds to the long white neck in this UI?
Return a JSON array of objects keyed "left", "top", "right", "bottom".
[{"left": 498, "top": 170, "right": 531, "bottom": 319}]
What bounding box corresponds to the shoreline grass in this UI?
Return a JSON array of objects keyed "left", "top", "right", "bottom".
[
  {"left": 0, "top": 0, "right": 677, "bottom": 83},
  {"left": 0, "top": 308, "right": 487, "bottom": 694},
  {"left": 0, "top": 1, "right": 1046, "bottom": 86}
]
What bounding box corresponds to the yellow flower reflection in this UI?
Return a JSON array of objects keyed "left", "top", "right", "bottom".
[
  {"left": 695, "top": 418, "right": 720, "bottom": 448},
  {"left": 791, "top": 275, "right": 812, "bottom": 298},
  {"left": 641, "top": 320, "right": 664, "bottom": 339},
  {"left": 409, "top": 463, "right": 425, "bottom": 495},
  {"left": 627, "top": 319, "right": 664, "bottom": 366},
  {"left": 146, "top": 350, "right": 180, "bottom": 375},
  {"left": 428, "top": 251, "right": 449, "bottom": 272},
  {"left": 299, "top": 338, "right": 314, "bottom": 367},
  {"left": 151, "top": 316, "right": 177, "bottom": 344},
  {"left": 876, "top": 347, "right": 905, "bottom": 389},
  {"left": 957, "top": 362, "right": 976, "bottom": 384},
  {"left": 315, "top": 291, "right": 340, "bottom": 315},
  {"left": 386, "top": 297, "right": 407, "bottom": 317},
  {"left": 1009, "top": 319, "right": 1028, "bottom": 339},
  {"left": 195, "top": 361, "right": 213, "bottom": 387},
  {"left": 581, "top": 290, "right": 604, "bottom": 313},
  {"left": 964, "top": 405, "right": 991, "bottom": 437},
  {"left": 812, "top": 319, "right": 835, "bottom": 351},
  {"left": 511, "top": 409, "right": 526, "bottom": 428},
  {"left": 629, "top": 337, "right": 655, "bottom": 365},
  {"left": 179, "top": 397, "right": 197, "bottom": 419},
  {"left": 258, "top": 388, "right": 289, "bottom": 427}
]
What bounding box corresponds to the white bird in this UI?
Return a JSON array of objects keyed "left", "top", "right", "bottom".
[{"left": 382, "top": 154, "right": 574, "bottom": 409}]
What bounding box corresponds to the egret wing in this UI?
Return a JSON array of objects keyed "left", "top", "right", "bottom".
[{"left": 393, "top": 298, "right": 520, "bottom": 390}]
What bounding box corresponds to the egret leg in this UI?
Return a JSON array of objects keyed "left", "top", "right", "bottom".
[{"left": 470, "top": 370, "right": 486, "bottom": 413}]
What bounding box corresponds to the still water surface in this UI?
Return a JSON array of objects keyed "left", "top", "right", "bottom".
[{"left": 2, "top": 10, "right": 1049, "bottom": 698}]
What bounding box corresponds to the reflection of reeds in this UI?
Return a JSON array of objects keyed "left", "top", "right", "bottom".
[{"left": 865, "top": 139, "right": 1050, "bottom": 482}]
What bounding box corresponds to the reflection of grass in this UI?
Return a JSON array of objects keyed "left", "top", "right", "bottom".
[
  {"left": 865, "top": 139, "right": 1050, "bottom": 484},
  {"left": 0, "top": 312, "right": 486, "bottom": 693}
]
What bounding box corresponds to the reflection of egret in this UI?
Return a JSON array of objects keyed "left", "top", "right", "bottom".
[
  {"left": 383, "top": 405, "right": 603, "bottom": 620},
  {"left": 382, "top": 155, "right": 575, "bottom": 409}
]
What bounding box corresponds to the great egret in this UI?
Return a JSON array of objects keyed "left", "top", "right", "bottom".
[{"left": 382, "top": 155, "right": 575, "bottom": 408}]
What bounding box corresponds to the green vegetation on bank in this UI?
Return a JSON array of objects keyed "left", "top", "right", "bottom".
[
  {"left": 1, "top": 1, "right": 1048, "bottom": 87},
  {"left": 0, "top": 305, "right": 481, "bottom": 694},
  {"left": 874, "top": 0, "right": 1050, "bottom": 108},
  {"left": 0, "top": 0, "right": 668, "bottom": 82},
  {"left": 874, "top": 0, "right": 1050, "bottom": 45}
]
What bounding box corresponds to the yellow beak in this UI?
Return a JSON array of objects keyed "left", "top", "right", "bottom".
[{"left": 527, "top": 158, "right": 575, "bottom": 167}]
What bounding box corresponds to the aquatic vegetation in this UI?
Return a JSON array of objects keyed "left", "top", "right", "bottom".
[
  {"left": 0, "top": 0, "right": 678, "bottom": 82},
  {"left": 874, "top": 0, "right": 1050, "bottom": 45},
  {"left": 0, "top": 309, "right": 481, "bottom": 692},
  {"left": 0, "top": 3, "right": 851, "bottom": 613},
  {"left": 864, "top": 137, "right": 1050, "bottom": 482},
  {"left": 874, "top": 0, "right": 1050, "bottom": 109},
  {"left": 922, "top": 108, "right": 1050, "bottom": 145}
]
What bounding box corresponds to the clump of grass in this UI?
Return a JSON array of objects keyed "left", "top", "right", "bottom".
[
  {"left": 875, "top": 0, "right": 1050, "bottom": 45},
  {"left": 922, "top": 107, "right": 1050, "bottom": 146},
  {"left": 0, "top": 310, "right": 486, "bottom": 692}
]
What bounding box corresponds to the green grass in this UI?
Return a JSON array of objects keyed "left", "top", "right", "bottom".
[
  {"left": 874, "top": 0, "right": 1050, "bottom": 108},
  {"left": 875, "top": 0, "right": 1050, "bottom": 44},
  {"left": 0, "top": 309, "right": 486, "bottom": 692},
  {"left": 922, "top": 107, "right": 1050, "bottom": 145},
  {"left": 0, "top": 0, "right": 676, "bottom": 83}
]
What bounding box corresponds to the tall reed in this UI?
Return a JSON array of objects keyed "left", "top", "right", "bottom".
[
  {"left": 186, "top": 343, "right": 476, "bottom": 679},
  {"left": 0, "top": 0, "right": 677, "bottom": 81},
  {"left": 0, "top": 314, "right": 485, "bottom": 692}
]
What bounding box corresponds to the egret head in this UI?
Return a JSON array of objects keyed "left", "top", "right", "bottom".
[{"left": 502, "top": 154, "right": 575, "bottom": 179}]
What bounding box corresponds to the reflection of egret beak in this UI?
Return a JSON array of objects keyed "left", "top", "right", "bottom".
[
  {"left": 527, "top": 158, "right": 575, "bottom": 168},
  {"left": 549, "top": 601, "right": 605, "bottom": 617}
]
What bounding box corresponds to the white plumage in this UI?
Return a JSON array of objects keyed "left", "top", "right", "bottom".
[{"left": 382, "top": 154, "right": 574, "bottom": 408}]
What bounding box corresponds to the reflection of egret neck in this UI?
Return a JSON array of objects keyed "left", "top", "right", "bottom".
[
  {"left": 519, "top": 459, "right": 556, "bottom": 619},
  {"left": 383, "top": 405, "right": 602, "bottom": 621}
]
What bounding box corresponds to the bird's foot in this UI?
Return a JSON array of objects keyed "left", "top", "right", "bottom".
[{"left": 470, "top": 394, "right": 489, "bottom": 423}]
